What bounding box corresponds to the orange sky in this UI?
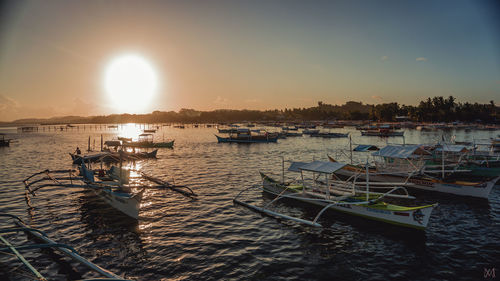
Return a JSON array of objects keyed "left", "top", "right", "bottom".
[{"left": 0, "top": 1, "right": 499, "bottom": 121}]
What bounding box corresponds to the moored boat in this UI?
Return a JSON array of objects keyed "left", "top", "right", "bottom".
[
  {"left": 328, "top": 145, "right": 500, "bottom": 198},
  {"left": 215, "top": 128, "right": 278, "bottom": 143},
  {"left": 122, "top": 133, "right": 174, "bottom": 148},
  {"left": 0, "top": 134, "right": 11, "bottom": 147},
  {"left": 23, "top": 164, "right": 144, "bottom": 219},
  {"left": 310, "top": 132, "right": 349, "bottom": 138},
  {"left": 234, "top": 160, "right": 437, "bottom": 229},
  {"left": 361, "top": 128, "right": 404, "bottom": 137}
]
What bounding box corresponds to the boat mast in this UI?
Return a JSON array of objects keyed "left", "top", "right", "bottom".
[
  {"left": 281, "top": 156, "right": 285, "bottom": 184},
  {"left": 349, "top": 135, "right": 353, "bottom": 164},
  {"left": 441, "top": 136, "right": 445, "bottom": 179},
  {"left": 365, "top": 160, "right": 369, "bottom": 201}
]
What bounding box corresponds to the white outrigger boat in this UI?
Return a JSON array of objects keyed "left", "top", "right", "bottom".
[
  {"left": 24, "top": 164, "right": 144, "bottom": 219},
  {"left": 328, "top": 144, "right": 500, "bottom": 199},
  {"left": 23, "top": 159, "right": 197, "bottom": 219},
  {"left": 234, "top": 160, "right": 437, "bottom": 230}
]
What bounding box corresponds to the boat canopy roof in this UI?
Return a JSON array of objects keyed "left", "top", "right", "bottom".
[
  {"left": 104, "top": 140, "right": 121, "bottom": 146},
  {"left": 372, "top": 145, "right": 430, "bottom": 159},
  {"left": 289, "top": 161, "right": 346, "bottom": 174},
  {"left": 434, "top": 145, "right": 468, "bottom": 153},
  {"left": 288, "top": 161, "right": 309, "bottom": 172},
  {"left": 353, "top": 144, "right": 379, "bottom": 152}
]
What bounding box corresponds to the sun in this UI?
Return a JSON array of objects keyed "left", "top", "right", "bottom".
[{"left": 103, "top": 54, "right": 159, "bottom": 113}]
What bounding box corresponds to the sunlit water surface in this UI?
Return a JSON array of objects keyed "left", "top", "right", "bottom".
[{"left": 0, "top": 125, "right": 499, "bottom": 280}]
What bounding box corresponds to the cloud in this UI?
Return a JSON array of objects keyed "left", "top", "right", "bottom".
[
  {"left": 213, "top": 96, "right": 229, "bottom": 106},
  {"left": 67, "top": 98, "right": 103, "bottom": 116},
  {"left": 0, "top": 95, "right": 18, "bottom": 110},
  {"left": 244, "top": 99, "right": 260, "bottom": 103},
  {"left": 380, "top": 56, "right": 389, "bottom": 61},
  {"left": 0, "top": 95, "right": 59, "bottom": 121},
  {"left": 416, "top": 57, "right": 428, "bottom": 62},
  {"left": 371, "top": 95, "right": 383, "bottom": 102}
]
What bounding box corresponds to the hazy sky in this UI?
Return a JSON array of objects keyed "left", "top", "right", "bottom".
[{"left": 0, "top": 0, "right": 499, "bottom": 121}]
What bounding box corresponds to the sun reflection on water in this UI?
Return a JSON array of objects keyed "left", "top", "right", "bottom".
[{"left": 118, "top": 123, "right": 143, "bottom": 141}]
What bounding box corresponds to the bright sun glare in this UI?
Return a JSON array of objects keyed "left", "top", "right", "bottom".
[{"left": 104, "top": 54, "right": 158, "bottom": 113}]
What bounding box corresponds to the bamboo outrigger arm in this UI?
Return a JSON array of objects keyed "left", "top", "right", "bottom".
[
  {"left": 0, "top": 213, "right": 130, "bottom": 280},
  {"left": 140, "top": 172, "right": 197, "bottom": 198}
]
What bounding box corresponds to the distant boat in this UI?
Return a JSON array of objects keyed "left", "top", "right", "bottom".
[
  {"left": 361, "top": 129, "right": 404, "bottom": 137},
  {"left": 302, "top": 129, "right": 320, "bottom": 135},
  {"left": 122, "top": 133, "right": 174, "bottom": 148},
  {"left": 215, "top": 128, "right": 278, "bottom": 143},
  {"left": 284, "top": 131, "right": 303, "bottom": 137},
  {"left": 143, "top": 129, "right": 156, "bottom": 133},
  {"left": 310, "top": 132, "right": 348, "bottom": 138},
  {"left": 70, "top": 149, "right": 158, "bottom": 164},
  {"left": 117, "top": 137, "right": 132, "bottom": 142},
  {"left": 218, "top": 128, "right": 238, "bottom": 133},
  {"left": 0, "top": 134, "right": 11, "bottom": 147}
]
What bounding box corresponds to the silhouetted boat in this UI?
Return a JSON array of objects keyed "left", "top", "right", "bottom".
[{"left": 215, "top": 128, "right": 278, "bottom": 143}]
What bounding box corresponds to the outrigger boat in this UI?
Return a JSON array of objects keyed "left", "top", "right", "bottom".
[
  {"left": 310, "top": 131, "right": 349, "bottom": 138},
  {"left": 122, "top": 133, "right": 174, "bottom": 148},
  {"left": 234, "top": 160, "right": 437, "bottom": 229},
  {"left": 23, "top": 160, "right": 197, "bottom": 219},
  {"left": 361, "top": 128, "right": 404, "bottom": 137},
  {"left": 0, "top": 134, "right": 12, "bottom": 147},
  {"left": 215, "top": 128, "right": 278, "bottom": 143},
  {"left": 24, "top": 164, "right": 144, "bottom": 219},
  {"left": 70, "top": 149, "right": 158, "bottom": 164},
  {"left": 328, "top": 144, "right": 500, "bottom": 199}
]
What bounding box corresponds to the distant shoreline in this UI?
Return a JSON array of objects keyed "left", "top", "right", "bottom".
[{"left": 1, "top": 96, "right": 498, "bottom": 126}]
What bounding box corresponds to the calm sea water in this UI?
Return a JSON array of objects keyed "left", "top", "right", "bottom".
[{"left": 0, "top": 125, "right": 499, "bottom": 280}]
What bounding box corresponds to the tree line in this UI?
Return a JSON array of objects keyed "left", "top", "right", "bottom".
[{"left": 5, "top": 96, "right": 498, "bottom": 125}]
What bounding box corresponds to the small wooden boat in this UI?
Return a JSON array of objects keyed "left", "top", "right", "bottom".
[
  {"left": 361, "top": 129, "right": 404, "bottom": 137},
  {"left": 122, "top": 134, "right": 174, "bottom": 148},
  {"left": 282, "top": 130, "right": 303, "bottom": 137},
  {"left": 69, "top": 149, "right": 158, "bottom": 164},
  {"left": 303, "top": 129, "right": 320, "bottom": 135},
  {"left": 218, "top": 128, "right": 238, "bottom": 133},
  {"left": 215, "top": 128, "right": 278, "bottom": 143},
  {"left": 310, "top": 132, "right": 349, "bottom": 138},
  {"left": 234, "top": 160, "right": 436, "bottom": 229},
  {"left": 0, "top": 134, "right": 11, "bottom": 147}
]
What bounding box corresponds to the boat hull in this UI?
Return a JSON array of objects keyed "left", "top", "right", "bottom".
[
  {"left": 261, "top": 175, "right": 434, "bottom": 229},
  {"left": 215, "top": 135, "right": 278, "bottom": 143},
  {"left": 361, "top": 131, "right": 404, "bottom": 136},
  {"left": 91, "top": 186, "right": 143, "bottom": 219},
  {"left": 124, "top": 140, "right": 174, "bottom": 148}
]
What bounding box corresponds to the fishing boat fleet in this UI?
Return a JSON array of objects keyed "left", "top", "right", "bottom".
[
  {"left": 214, "top": 123, "right": 404, "bottom": 143},
  {"left": 233, "top": 137, "right": 500, "bottom": 230},
  {"left": 2, "top": 123, "right": 498, "bottom": 279},
  {"left": 0, "top": 122, "right": 500, "bottom": 280}
]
